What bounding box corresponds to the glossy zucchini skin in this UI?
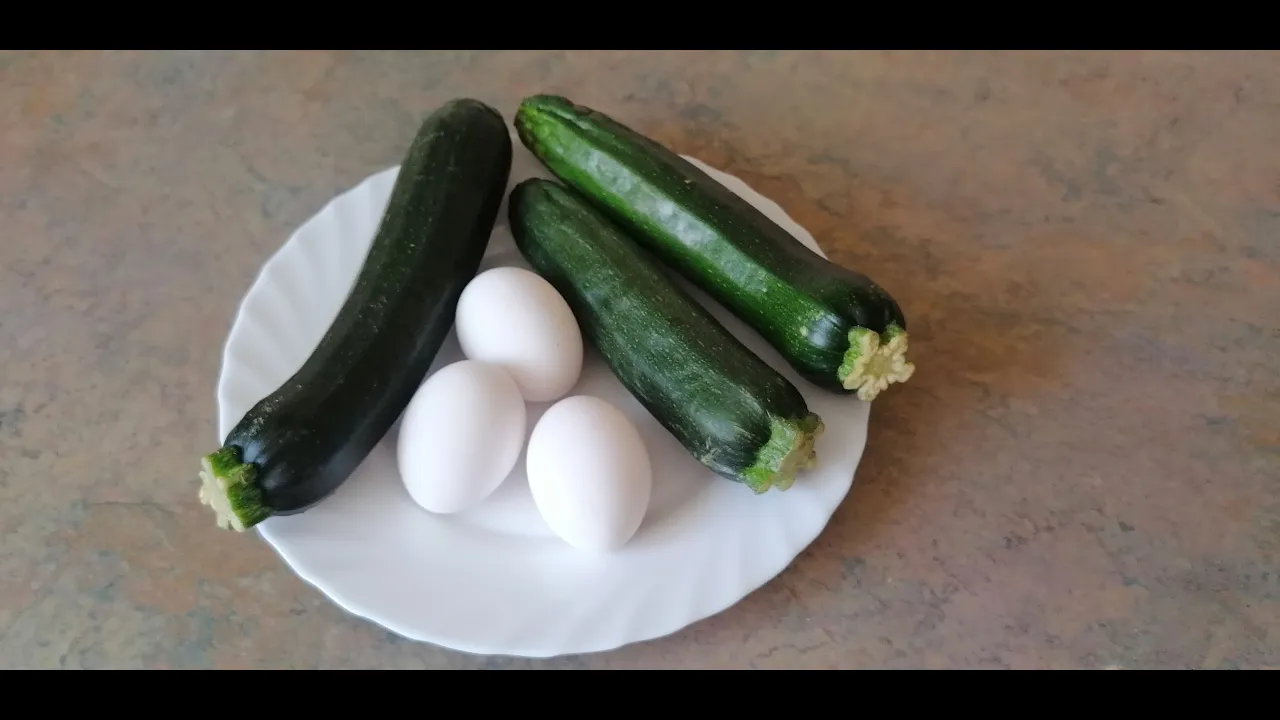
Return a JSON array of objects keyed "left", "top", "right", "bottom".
[
  {"left": 509, "top": 178, "right": 823, "bottom": 494},
  {"left": 514, "top": 94, "right": 914, "bottom": 401},
  {"left": 200, "top": 98, "right": 513, "bottom": 531}
]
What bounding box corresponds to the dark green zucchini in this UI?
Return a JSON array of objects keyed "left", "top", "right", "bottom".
[
  {"left": 198, "top": 98, "right": 513, "bottom": 531},
  {"left": 509, "top": 178, "right": 824, "bottom": 494},
  {"left": 514, "top": 94, "right": 915, "bottom": 401}
]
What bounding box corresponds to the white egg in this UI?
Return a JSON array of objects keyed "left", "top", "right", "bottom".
[
  {"left": 526, "top": 395, "right": 653, "bottom": 553},
  {"left": 454, "top": 266, "right": 584, "bottom": 403},
  {"left": 397, "top": 360, "right": 527, "bottom": 515}
]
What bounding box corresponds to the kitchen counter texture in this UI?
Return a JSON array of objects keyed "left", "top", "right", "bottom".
[{"left": 1, "top": 50, "right": 1276, "bottom": 670}]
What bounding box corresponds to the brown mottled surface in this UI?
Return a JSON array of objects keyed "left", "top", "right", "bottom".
[{"left": 1, "top": 50, "right": 1277, "bottom": 669}]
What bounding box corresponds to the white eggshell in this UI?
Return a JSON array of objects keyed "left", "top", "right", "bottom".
[
  {"left": 526, "top": 395, "right": 653, "bottom": 553},
  {"left": 397, "top": 360, "right": 527, "bottom": 515},
  {"left": 454, "top": 266, "right": 584, "bottom": 403}
]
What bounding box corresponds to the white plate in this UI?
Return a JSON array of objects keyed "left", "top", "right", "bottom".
[{"left": 215, "top": 132, "right": 870, "bottom": 658}]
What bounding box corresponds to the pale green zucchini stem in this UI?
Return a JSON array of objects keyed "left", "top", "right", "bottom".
[
  {"left": 740, "top": 414, "right": 825, "bottom": 493},
  {"left": 198, "top": 446, "right": 272, "bottom": 532},
  {"left": 838, "top": 324, "right": 916, "bottom": 402}
]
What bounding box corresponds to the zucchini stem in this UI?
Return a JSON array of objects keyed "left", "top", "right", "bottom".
[
  {"left": 198, "top": 446, "right": 272, "bottom": 532},
  {"left": 740, "top": 414, "right": 825, "bottom": 493},
  {"left": 838, "top": 324, "right": 916, "bottom": 402}
]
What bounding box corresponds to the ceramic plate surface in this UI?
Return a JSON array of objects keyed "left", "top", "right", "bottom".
[{"left": 215, "top": 133, "right": 870, "bottom": 658}]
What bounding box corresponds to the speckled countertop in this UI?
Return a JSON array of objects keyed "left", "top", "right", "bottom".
[{"left": 1, "top": 50, "right": 1276, "bottom": 669}]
